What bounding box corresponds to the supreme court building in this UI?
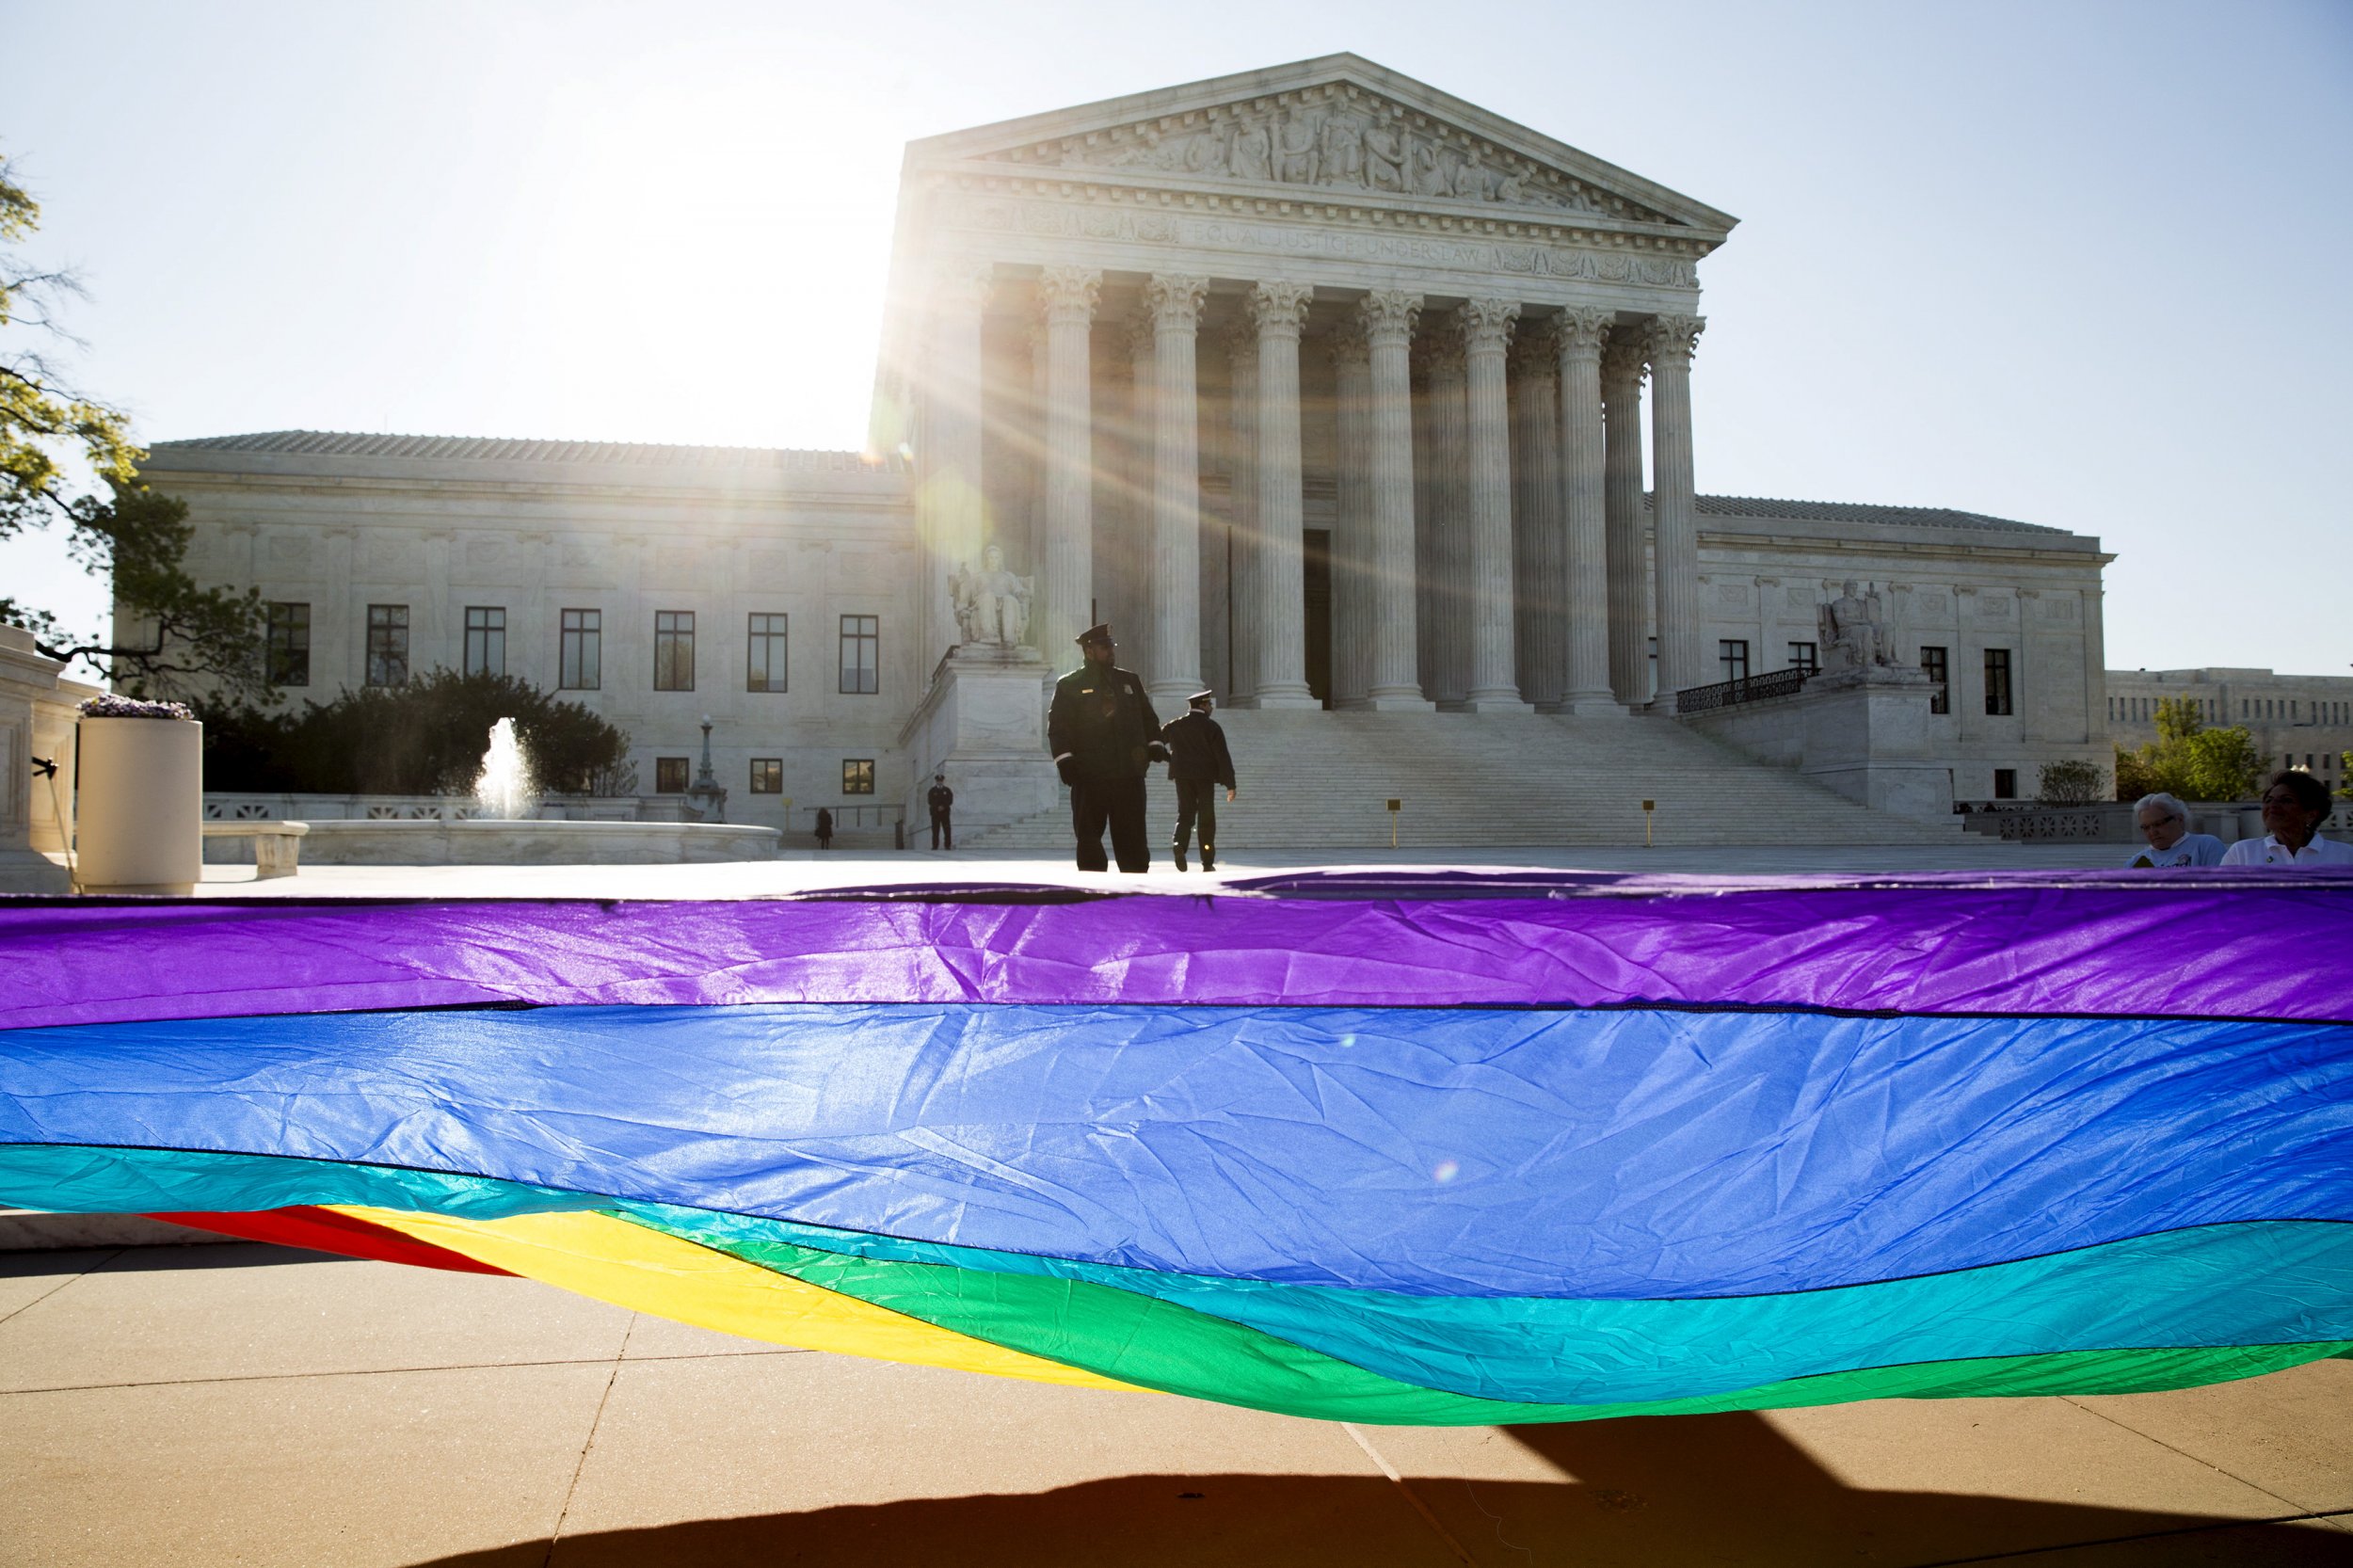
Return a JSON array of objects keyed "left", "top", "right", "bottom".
[{"left": 141, "top": 56, "right": 2113, "bottom": 839}]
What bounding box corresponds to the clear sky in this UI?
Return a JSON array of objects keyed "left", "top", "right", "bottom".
[{"left": 4, "top": 0, "right": 2348, "bottom": 677}]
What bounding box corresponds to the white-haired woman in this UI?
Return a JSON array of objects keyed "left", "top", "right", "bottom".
[{"left": 2125, "top": 792, "right": 2225, "bottom": 868}]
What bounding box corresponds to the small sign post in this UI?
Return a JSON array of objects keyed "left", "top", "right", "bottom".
[
  {"left": 1641, "top": 799, "right": 1656, "bottom": 849},
  {"left": 1386, "top": 798, "right": 1402, "bottom": 849}
]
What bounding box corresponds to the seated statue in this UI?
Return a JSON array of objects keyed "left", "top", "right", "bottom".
[
  {"left": 1818, "top": 579, "right": 1893, "bottom": 670},
  {"left": 952, "top": 543, "right": 1032, "bottom": 648}
]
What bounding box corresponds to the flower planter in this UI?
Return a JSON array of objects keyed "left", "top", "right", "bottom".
[{"left": 75, "top": 710, "right": 204, "bottom": 895}]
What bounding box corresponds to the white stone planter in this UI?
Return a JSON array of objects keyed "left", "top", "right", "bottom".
[{"left": 75, "top": 715, "right": 204, "bottom": 895}]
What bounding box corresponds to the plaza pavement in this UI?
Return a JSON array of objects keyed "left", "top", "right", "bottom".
[{"left": 5, "top": 840, "right": 2349, "bottom": 1565}]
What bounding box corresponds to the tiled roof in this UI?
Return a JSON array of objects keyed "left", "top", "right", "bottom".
[
  {"left": 144, "top": 430, "right": 899, "bottom": 473},
  {"left": 1687, "top": 493, "right": 2061, "bottom": 536}
]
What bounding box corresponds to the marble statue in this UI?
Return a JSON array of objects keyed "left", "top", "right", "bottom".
[
  {"left": 1819, "top": 580, "right": 1894, "bottom": 671},
  {"left": 952, "top": 543, "right": 1032, "bottom": 648}
]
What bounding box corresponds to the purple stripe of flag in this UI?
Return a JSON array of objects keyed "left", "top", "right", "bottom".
[{"left": 3, "top": 874, "right": 2346, "bottom": 1029}]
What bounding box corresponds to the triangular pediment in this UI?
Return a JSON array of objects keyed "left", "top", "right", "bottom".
[{"left": 912, "top": 55, "right": 1735, "bottom": 238}]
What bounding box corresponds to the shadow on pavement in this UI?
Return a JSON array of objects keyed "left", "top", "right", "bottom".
[{"left": 401, "top": 1413, "right": 2350, "bottom": 1567}]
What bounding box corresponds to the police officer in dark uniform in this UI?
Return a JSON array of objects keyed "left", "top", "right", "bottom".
[
  {"left": 1160, "top": 689, "right": 1237, "bottom": 872},
  {"left": 926, "top": 773, "right": 954, "bottom": 850},
  {"left": 1047, "top": 623, "right": 1165, "bottom": 872}
]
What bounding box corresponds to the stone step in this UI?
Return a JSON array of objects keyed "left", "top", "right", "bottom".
[{"left": 967, "top": 711, "right": 1959, "bottom": 849}]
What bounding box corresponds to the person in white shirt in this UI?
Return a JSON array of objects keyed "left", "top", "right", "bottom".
[
  {"left": 2219, "top": 770, "right": 2353, "bottom": 867},
  {"left": 2124, "top": 792, "right": 2226, "bottom": 867}
]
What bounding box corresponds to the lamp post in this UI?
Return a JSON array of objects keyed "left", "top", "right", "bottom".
[{"left": 686, "top": 713, "right": 728, "bottom": 824}]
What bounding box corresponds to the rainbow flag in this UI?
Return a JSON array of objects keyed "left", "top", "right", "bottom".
[{"left": 4, "top": 870, "right": 2349, "bottom": 1423}]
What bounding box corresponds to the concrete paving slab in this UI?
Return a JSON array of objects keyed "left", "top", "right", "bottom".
[
  {"left": 617, "top": 1311, "right": 808, "bottom": 1361},
  {"left": 0, "top": 1246, "right": 113, "bottom": 1322},
  {"left": 1359, "top": 1396, "right": 2337, "bottom": 1567},
  {"left": 2068, "top": 1357, "right": 2353, "bottom": 1516},
  {"left": 546, "top": 1350, "right": 1460, "bottom": 1567},
  {"left": 0, "top": 1361, "right": 608, "bottom": 1568},
  {"left": 0, "top": 1245, "right": 632, "bottom": 1392},
  {"left": 2012, "top": 1514, "right": 2353, "bottom": 1563}
]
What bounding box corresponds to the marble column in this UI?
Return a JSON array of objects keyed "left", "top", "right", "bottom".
[
  {"left": 1555, "top": 307, "right": 1619, "bottom": 713},
  {"left": 1356, "top": 291, "right": 1433, "bottom": 710},
  {"left": 1424, "top": 338, "right": 1470, "bottom": 707},
  {"left": 1646, "top": 313, "right": 1706, "bottom": 710},
  {"left": 1329, "top": 328, "right": 1374, "bottom": 708},
  {"left": 1508, "top": 329, "right": 1562, "bottom": 710},
  {"left": 1036, "top": 265, "right": 1099, "bottom": 667},
  {"left": 1119, "top": 311, "right": 1158, "bottom": 664},
  {"left": 1144, "top": 274, "right": 1209, "bottom": 707},
  {"left": 921, "top": 258, "right": 994, "bottom": 674},
  {"left": 1248, "top": 280, "right": 1319, "bottom": 709},
  {"left": 1456, "top": 299, "right": 1529, "bottom": 712},
  {"left": 1223, "top": 325, "right": 1260, "bottom": 704},
  {"left": 1599, "top": 331, "right": 1649, "bottom": 705}
]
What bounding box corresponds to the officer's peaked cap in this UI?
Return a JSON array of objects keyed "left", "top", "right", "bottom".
[
  {"left": 1076, "top": 622, "right": 1114, "bottom": 648},
  {"left": 1188, "top": 689, "right": 1215, "bottom": 707}
]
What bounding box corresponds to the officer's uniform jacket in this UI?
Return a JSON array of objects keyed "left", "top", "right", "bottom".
[
  {"left": 1048, "top": 664, "right": 1163, "bottom": 779},
  {"left": 927, "top": 784, "right": 954, "bottom": 815},
  {"left": 1159, "top": 711, "right": 1237, "bottom": 790}
]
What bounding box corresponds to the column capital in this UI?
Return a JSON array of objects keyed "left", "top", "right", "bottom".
[
  {"left": 1600, "top": 329, "right": 1649, "bottom": 392},
  {"left": 1248, "top": 280, "right": 1315, "bottom": 338},
  {"left": 1420, "top": 334, "right": 1467, "bottom": 379},
  {"left": 1326, "top": 325, "right": 1371, "bottom": 374},
  {"left": 1220, "top": 320, "right": 1259, "bottom": 374},
  {"left": 1144, "top": 273, "right": 1211, "bottom": 332},
  {"left": 1035, "top": 265, "right": 1101, "bottom": 327},
  {"left": 1551, "top": 306, "right": 1613, "bottom": 362},
  {"left": 1508, "top": 328, "right": 1553, "bottom": 377},
  {"left": 1124, "top": 308, "right": 1159, "bottom": 364},
  {"left": 1356, "top": 289, "right": 1424, "bottom": 348},
  {"left": 1643, "top": 312, "right": 1706, "bottom": 365},
  {"left": 1453, "top": 297, "right": 1520, "bottom": 355},
  {"left": 931, "top": 256, "right": 996, "bottom": 313}
]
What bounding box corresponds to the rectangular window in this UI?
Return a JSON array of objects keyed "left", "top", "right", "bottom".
[
  {"left": 1920, "top": 646, "right": 1949, "bottom": 714},
  {"left": 654, "top": 611, "right": 696, "bottom": 692},
  {"left": 463, "top": 606, "right": 506, "bottom": 678},
  {"left": 749, "top": 758, "right": 783, "bottom": 794},
  {"left": 1719, "top": 639, "right": 1750, "bottom": 683},
  {"left": 365, "top": 603, "right": 409, "bottom": 687},
  {"left": 841, "top": 759, "right": 875, "bottom": 795},
  {"left": 559, "top": 609, "right": 601, "bottom": 691},
  {"left": 1993, "top": 768, "right": 2018, "bottom": 800},
  {"left": 1646, "top": 636, "right": 1658, "bottom": 701},
  {"left": 265, "top": 601, "right": 311, "bottom": 687},
  {"left": 746, "top": 613, "right": 789, "bottom": 693},
  {"left": 655, "top": 757, "right": 690, "bottom": 793},
  {"left": 1787, "top": 642, "right": 1818, "bottom": 676},
  {"left": 1983, "top": 648, "right": 2013, "bottom": 716},
  {"left": 839, "top": 615, "right": 879, "bottom": 695}
]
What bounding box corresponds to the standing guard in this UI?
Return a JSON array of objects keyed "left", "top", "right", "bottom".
[
  {"left": 1160, "top": 690, "right": 1237, "bottom": 872},
  {"left": 926, "top": 773, "right": 954, "bottom": 850},
  {"left": 1047, "top": 623, "right": 1166, "bottom": 872}
]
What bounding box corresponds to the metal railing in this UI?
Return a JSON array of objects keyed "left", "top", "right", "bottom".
[{"left": 1673, "top": 667, "right": 1811, "bottom": 713}]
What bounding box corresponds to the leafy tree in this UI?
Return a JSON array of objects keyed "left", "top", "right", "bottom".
[
  {"left": 2036, "top": 759, "right": 2104, "bottom": 806},
  {"left": 2113, "top": 695, "right": 2265, "bottom": 802},
  {"left": 0, "top": 150, "right": 269, "bottom": 699},
  {"left": 204, "top": 669, "right": 631, "bottom": 798}
]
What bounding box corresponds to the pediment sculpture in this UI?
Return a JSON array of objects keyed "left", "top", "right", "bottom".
[
  {"left": 952, "top": 544, "right": 1032, "bottom": 648},
  {"left": 989, "top": 87, "right": 1670, "bottom": 222}
]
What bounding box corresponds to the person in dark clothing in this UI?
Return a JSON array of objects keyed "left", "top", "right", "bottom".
[
  {"left": 813, "top": 807, "right": 834, "bottom": 851},
  {"left": 1160, "top": 689, "right": 1237, "bottom": 872},
  {"left": 926, "top": 773, "right": 954, "bottom": 850},
  {"left": 1047, "top": 623, "right": 1166, "bottom": 872}
]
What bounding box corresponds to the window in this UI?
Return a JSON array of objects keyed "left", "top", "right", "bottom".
[
  {"left": 654, "top": 611, "right": 696, "bottom": 692},
  {"left": 1719, "top": 640, "right": 1750, "bottom": 683},
  {"left": 1787, "top": 642, "right": 1817, "bottom": 676},
  {"left": 559, "top": 609, "right": 601, "bottom": 691},
  {"left": 747, "top": 613, "right": 789, "bottom": 693},
  {"left": 463, "top": 606, "right": 506, "bottom": 678},
  {"left": 1645, "top": 636, "right": 1658, "bottom": 701},
  {"left": 841, "top": 759, "right": 875, "bottom": 795},
  {"left": 839, "top": 615, "right": 879, "bottom": 695},
  {"left": 1983, "top": 648, "right": 2013, "bottom": 716},
  {"left": 265, "top": 601, "right": 311, "bottom": 687},
  {"left": 655, "top": 757, "right": 690, "bottom": 793},
  {"left": 365, "top": 603, "right": 409, "bottom": 686},
  {"left": 1993, "top": 768, "right": 2018, "bottom": 800},
  {"left": 1920, "top": 646, "right": 1949, "bottom": 715},
  {"left": 749, "top": 758, "right": 783, "bottom": 794}
]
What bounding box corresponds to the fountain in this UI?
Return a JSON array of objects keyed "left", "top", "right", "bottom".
[
  {"left": 295, "top": 716, "right": 781, "bottom": 865},
  {"left": 473, "top": 716, "right": 541, "bottom": 820}
]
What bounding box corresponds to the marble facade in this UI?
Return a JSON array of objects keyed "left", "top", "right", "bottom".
[{"left": 135, "top": 56, "right": 2114, "bottom": 835}]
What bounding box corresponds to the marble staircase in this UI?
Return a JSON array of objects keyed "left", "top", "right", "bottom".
[{"left": 962, "top": 710, "right": 1963, "bottom": 852}]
